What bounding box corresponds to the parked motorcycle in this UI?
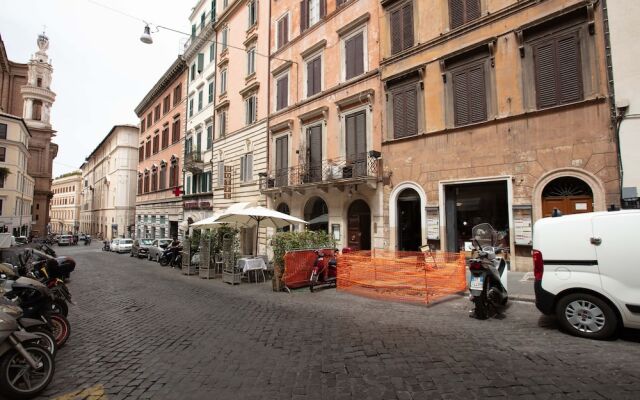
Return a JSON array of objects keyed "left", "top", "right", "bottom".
[
  {"left": 0, "top": 298, "right": 57, "bottom": 356},
  {"left": 468, "top": 223, "right": 508, "bottom": 319},
  {"left": 31, "top": 261, "right": 73, "bottom": 317},
  {"left": 0, "top": 311, "right": 55, "bottom": 399},
  {"left": 159, "top": 246, "right": 182, "bottom": 268},
  {"left": 309, "top": 249, "right": 338, "bottom": 292},
  {"left": 102, "top": 240, "right": 110, "bottom": 251}
]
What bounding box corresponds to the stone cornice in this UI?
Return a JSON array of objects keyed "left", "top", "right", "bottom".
[{"left": 135, "top": 56, "right": 186, "bottom": 116}]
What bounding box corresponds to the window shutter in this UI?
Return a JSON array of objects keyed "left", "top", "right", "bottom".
[
  {"left": 313, "top": 57, "right": 321, "bottom": 94},
  {"left": 392, "top": 90, "right": 405, "bottom": 139},
  {"left": 345, "top": 114, "right": 356, "bottom": 161},
  {"left": 319, "top": 0, "right": 326, "bottom": 19},
  {"left": 534, "top": 41, "right": 558, "bottom": 108},
  {"left": 218, "top": 162, "right": 224, "bottom": 186},
  {"left": 402, "top": 3, "right": 414, "bottom": 51},
  {"left": 468, "top": 65, "right": 487, "bottom": 123},
  {"left": 449, "top": 0, "right": 464, "bottom": 28},
  {"left": 466, "top": 0, "right": 481, "bottom": 22},
  {"left": 247, "top": 154, "right": 253, "bottom": 181},
  {"left": 390, "top": 9, "right": 402, "bottom": 55},
  {"left": 354, "top": 33, "right": 364, "bottom": 77},
  {"left": 355, "top": 111, "right": 366, "bottom": 156},
  {"left": 306, "top": 59, "right": 314, "bottom": 96},
  {"left": 283, "top": 15, "right": 289, "bottom": 46},
  {"left": 453, "top": 70, "right": 469, "bottom": 126},
  {"left": 557, "top": 34, "right": 583, "bottom": 104},
  {"left": 277, "top": 18, "right": 284, "bottom": 48},
  {"left": 300, "top": 0, "right": 309, "bottom": 32},
  {"left": 197, "top": 53, "right": 204, "bottom": 72}
]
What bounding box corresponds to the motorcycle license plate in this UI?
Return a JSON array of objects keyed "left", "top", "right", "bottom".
[{"left": 469, "top": 275, "right": 484, "bottom": 291}]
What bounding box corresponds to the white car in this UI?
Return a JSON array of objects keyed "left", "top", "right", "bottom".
[
  {"left": 533, "top": 209, "right": 640, "bottom": 339},
  {"left": 110, "top": 238, "right": 133, "bottom": 253},
  {"left": 109, "top": 239, "right": 120, "bottom": 252},
  {"left": 58, "top": 235, "right": 73, "bottom": 246}
]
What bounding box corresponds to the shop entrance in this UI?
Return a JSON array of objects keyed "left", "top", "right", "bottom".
[
  {"left": 541, "top": 177, "right": 593, "bottom": 217},
  {"left": 347, "top": 200, "right": 371, "bottom": 251},
  {"left": 304, "top": 197, "right": 328, "bottom": 232},
  {"left": 444, "top": 181, "right": 509, "bottom": 252},
  {"left": 397, "top": 188, "right": 422, "bottom": 251}
]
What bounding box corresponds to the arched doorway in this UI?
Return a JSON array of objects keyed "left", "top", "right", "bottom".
[
  {"left": 276, "top": 203, "right": 291, "bottom": 232},
  {"left": 542, "top": 177, "right": 593, "bottom": 217},
  {"left": 397, "top": 188, "right": 422, "bottom": 251},
  {"left": 304, "top": 197, "right": 328, "bottom": 232},
  {"left": 347, "top": 200, "right": 371, "bottom": 250}
]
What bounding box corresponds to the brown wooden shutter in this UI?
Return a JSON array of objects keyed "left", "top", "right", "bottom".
[
  {"left": 449, "top": 0, "right": 464, "bottom": 29},
  {"left": 468, "top": 65, "right": 487, "bottom": 123},
  {"left": 277, "top": 19, "right": 283, "bottom": 48},
  {"left": 390, "top": 8, "right": 402, "bottom": 55},
  {"left": 282, "top": 15, "right": 289, "bottom": 46},
  {"left": 452, "top": 70, "right": 469, "bottom": 126},
  {"left": 345, "top": 36, "right": 354, "bottom": 79},
  {"left": 466, "top": 0, "right": 481, "bottom": 22},
  {"left": 345, "top": 114, "right": 356, "bottom": 162},
  {"left": 392, "top": 90, "right": 405, "bottom": 138},
  {"left": 277, "top": 76, "right": 288, "bottom": 110},
  {"left": 307, "top": 126, "right": 322, "bottom": 182},
  {"left": 313, "top": 57, "right": 321, "bottom": 94},
  {"left": 300, "top": 0, "right": 308, "bottom": 32},
  {"left": 276, "top": 136, "right": 288, "bottom": 186},
  {"left": 319, "top": 0, "right": 326, "bottom": 19},
  {"left": 534, "top": 41, "right": 558, "bottom": 108},
  {"left": 557, "top": 34, "right": 583, "bottom": 104},
  {"left": 306, "top": 59, "right": 314, "bottom": 96},
  {"left": 403, "top": 3, "right": 414, "bottom": 51},
  {"left": 405, "top": 86, "right": 418, "bottom": 136},
  {"left": 354, "top": 33, "right": 364, "bottom": 77}
]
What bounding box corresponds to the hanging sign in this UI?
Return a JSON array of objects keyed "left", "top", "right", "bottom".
[{"left": 223, "top": 165, "right": 232, "bottom": 199}]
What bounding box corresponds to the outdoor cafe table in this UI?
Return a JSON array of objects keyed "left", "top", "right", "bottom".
[{"left": 237, "top": 257, "right": 267, "bottom": 273}]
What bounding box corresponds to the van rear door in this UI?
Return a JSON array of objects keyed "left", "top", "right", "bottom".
[{"left": 592, "top": 212, "right": 640, "bottom": 326}]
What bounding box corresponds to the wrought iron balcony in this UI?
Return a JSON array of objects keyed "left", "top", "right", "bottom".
[
  {"left": 184, "top": 151, "right": 203, "bottom": 173},
  {"left": 259, "top": 152, "right": 380, "bottom": 192}
]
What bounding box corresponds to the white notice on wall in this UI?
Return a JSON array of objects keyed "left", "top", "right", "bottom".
[
  {"left": 426, "top": 208, "right": 439, "bottom": 240},
  {"left": 575, "top": 203, "right": 588, "bottom": 211},
  {"left": 514, "top": 208, "right": 533, "bottom": 245}
]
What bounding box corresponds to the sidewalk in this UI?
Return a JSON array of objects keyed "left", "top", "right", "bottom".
[{"left": 507, "top": 271, "right": 535, "bottom": 302}]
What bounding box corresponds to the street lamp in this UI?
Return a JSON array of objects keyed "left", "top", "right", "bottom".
[{"left": 140, "top": 25, "right": 153, "bottom": 44}]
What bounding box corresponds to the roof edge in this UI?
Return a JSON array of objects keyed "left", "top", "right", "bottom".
[{"left": 134, "top": 56, "right": 187, "bottom": 116}]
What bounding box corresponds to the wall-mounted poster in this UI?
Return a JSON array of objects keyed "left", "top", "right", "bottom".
[
  {"left": 514, "top": 206, "right": 533, "bottom": 245},
  {"left": 426, "top": 207, "right": 440, "bottom": 240}
]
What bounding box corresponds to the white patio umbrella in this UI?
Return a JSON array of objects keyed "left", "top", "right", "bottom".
[
  {"left": 213, "top": 206, "right": 308, "bottom": 254},
  {"left": 190, "top": 202, "right": 253, "bottom": 229}
]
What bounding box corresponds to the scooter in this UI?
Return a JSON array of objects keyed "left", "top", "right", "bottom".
[
  {"left": 0, "top": 298, "right": 57, "bottom": 356},
  {"left": 84, "top": 236, "right": 91, "bottom": 245},
  {"left": 159, "top": 246, "right": 182, "bottom": 268},
  {"left": 309, "top": 249, "right": 338, "bottom": 292},
  {"left": 0, "top": 311, "right": 55, "bottom": 400},
  {"left": 102, "top": 240, "right": 110, "bottom": 251},
  {"left": 468, "top": 223, "right": 508, "bottom": 320}
]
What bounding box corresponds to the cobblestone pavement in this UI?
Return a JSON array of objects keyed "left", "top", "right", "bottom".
[{"left": 16, "top": 244, "right": 640, "bottom": 399}]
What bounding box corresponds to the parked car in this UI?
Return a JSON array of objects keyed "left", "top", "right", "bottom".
[
  {"left": 14, "top": 236, "right": 28, "bottom": 245},
  {"left": 117, "top": 238, "right": 133, "bottom": 253},
  {"left": 109, "top": 239, "right": 120, "bottom": 252},
  {"left": 147, "top": 239, "right": 173, "bottom": 262},
  {"left": 58, "top": 235, "right": 73, "bottom": 246},
  {"left": 533, "top": 209, "right": 640, "bottom": 340},
  {"left": 131, "top": 239, "right": 154, "bottom": 258}
]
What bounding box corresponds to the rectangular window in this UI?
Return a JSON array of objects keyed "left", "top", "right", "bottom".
[
  {"left": 275, "top": 135, "right": 288, "bottom": 187},
  {"left": 344, "top": 31, "right": 364, "bottom": 80},
  {"left": 144, "top": 173, "right": 150, "bottom": 193},
  {"left": 137, "top": 176, "right": 143, "bottom": 194},
  {"left": 200, "top": 12, "right": 206, "bottom": 28},
  {"left": 452, "top": 60, "right": 488, "bottom": 126},
  {"left": 145, "top": 141, "right": 151, "bottom": 159},
  {"left": 152, "top": 134, "right": 160, "bottom": 154},
  {"left": 449, "top": 0, "right": 481, "bottom": 29},
  {"left": 189, "top": 98, "right": 194, "bottom": 117},
  {"left": 391, "top": 81, "right": 419, "bottom": 139},
  {"left": 172, "top": 119, "right": 181, "bottom": 143},
  {"left": 169, "top": 162, "right": 178, "bottom": 187},
  {"left": 390, "top": 1, "right": 414, "bottom": 55},
  {"left": 276, "top": 74, "right": 289, "bottom": 111},
  {"left": 138, "top": 146, "right": 144, "bottom": 162},
  {"left": 218, "top": 110, "right": 227, "bottom": 137},
  {"left": 277, "top": 14, "right": 289, "bottom": 49},
  {"left": 248, "top": 0, "right": 257, "bottom": 27},
  {"left": 222, "top": 28, "right": 228, "bottom": 50},
  {"left": 140, "top": 118, "right": 146, "bottom": 133},
  {"left": 198, "top": 90, "right": 203, "bottom": 111},
  {"left": 220, "top": 69, "right": 227, "bottom": 93},
  {"left": 344, "top": 110, "right": 367, "bottom": 177},
  {"left": 240, "top": 153, "right": 253, "bottom": 183},
  {"left": 197, "top": 53, "right": 204, "bottom": 73},
  {"left": 151, "top": 170, "right": 158, "bottom": 191},
  {"left": 191, "top": 63, "right": 196, "bottom": 81},
  {"left": 306, "top": 55, "right": 322, "bottom": 97},
  {"left": 163, "top": 95, "right": 170, "bottom": 114},
  {"left": 209, "top": 42, "right": 215, "bottom": 62},
  {"left": 245, "top": 96, "right": 257, "bottom": 125},
  {"left": 532, "top": 32, "right": 583, "bottom": 109},
  {"left": 301, "top": 0, "right": 325, "bottom": 31},
  {"left": 0, "top": 123, "right": 6, "bottom": 139},
  {"left": 147, "top": 113, "right": 152, "bottom": 128},
  {"left": 217, "top": 161, "right": 224, "bottom": 187},
  {"left": 247, "top": 47, "right": 256, "bottom": 76},
  {"left": 185, "top": 176, "right": 191, "bottom": 195},
  {"left": 208, "top": 81, "right": 214, "bottom": 103},
  {"left": 174, "top": 84, "right": 182, "bottom": 106},
  {"left": 159, "top": 166, "right": 167, "bottom": 190},
  {"left": 161, "top": 127, "right": 169, "bottom": 149},
  {"left": 206, "top": 125, "right": 213, "bottom": 149}
]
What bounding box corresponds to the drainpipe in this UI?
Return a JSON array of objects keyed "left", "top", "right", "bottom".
[
  {"left": 265, "top": 0, "right": 272, "bottom": 210},
  {"left": 211, "top": 9, "right": 218, "bottom": 212},
  {"left": 601, "top": 0, "right": 624, "bottom": 205}
]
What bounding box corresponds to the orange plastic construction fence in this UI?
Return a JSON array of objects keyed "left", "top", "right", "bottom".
[
  {"left": 283, "top": 249, "right": 337, "bottom": 289},
  {"left": 337, "top": 250, "right": 467, "bottom": 305}
]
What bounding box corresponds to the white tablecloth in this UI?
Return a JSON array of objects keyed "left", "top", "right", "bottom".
[{"left": 237, "top": 258, "right": 267, "bottom": 273}]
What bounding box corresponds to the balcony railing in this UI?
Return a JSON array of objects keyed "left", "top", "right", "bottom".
[
  {"left": 260, "top": 153, "right": 380, "bottom": 191},
  {"left": 184, "top": 151, "right": 203, "bottom": 172}
]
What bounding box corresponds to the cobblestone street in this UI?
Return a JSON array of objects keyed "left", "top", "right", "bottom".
[{"left": 23, "top": 244, "right": 640, "bottom": 400}]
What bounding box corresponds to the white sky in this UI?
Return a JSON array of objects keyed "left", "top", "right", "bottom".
[{"left": 0, "top": 0, "right": 193, "bottom": 176}]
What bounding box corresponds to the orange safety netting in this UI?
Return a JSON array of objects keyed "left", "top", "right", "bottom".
[
  {"left": 337, "top": 250, "right": 467, "bottom": 305},
  {"left": 283, "top": 249, "right": 337, "bottom": 289}
]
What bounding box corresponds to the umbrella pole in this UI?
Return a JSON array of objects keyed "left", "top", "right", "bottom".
[{"left": 255, "top": 217, "right": 260, "bottom": 256}]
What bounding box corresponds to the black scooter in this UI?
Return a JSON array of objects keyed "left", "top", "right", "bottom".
[
  {"left": 102, "top": 240, "right": 110, "bottom": 251},
  {"left": 159, "top": 246, "right": 182, "bottom": 268}
]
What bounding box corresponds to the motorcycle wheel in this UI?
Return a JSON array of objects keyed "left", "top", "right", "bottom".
[
  {"left": 49, "top": 314, "right": 71, "bottom": 348},
  {"left": 0, "top": 343, "right": 55, "bottom": 400},
  {"left": 309, "top": 272, "right": 318, "bottom": 292},
  {"left": 52, "top": 300, "right": 69, "bottom": 317},
  {"left": 472, "top": 294, "right": 489, "bottom": 320},
  {"left": 25, "top": 327, "right": 57, "bottom": 357},
  {"left": 159, "top": 256, "right": 170, "bottom": 267}
]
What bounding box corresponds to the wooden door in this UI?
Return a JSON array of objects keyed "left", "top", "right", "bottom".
[
  {"left": 345, "top": 111, "right": 366, "bottom": 177},
  {"left": 542, "top": 196, "right": 593, "bottom": 217},
  {"left": 306, "top": 125, "right": 322, "bottom": 182}
]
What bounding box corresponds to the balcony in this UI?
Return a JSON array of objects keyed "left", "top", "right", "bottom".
[
  {"left": 259, "top": 152, "right": 380, "bottom": 193},
  {"left": 184, "top": 151, "right": 204, "bottom": 173}
]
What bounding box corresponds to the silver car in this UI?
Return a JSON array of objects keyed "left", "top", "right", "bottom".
[
  {"left": 147, "top": 239, "right": 173, "bottom": 262},
  {"left": 58, "top": 235, "right": 73, "bottom": 246}
]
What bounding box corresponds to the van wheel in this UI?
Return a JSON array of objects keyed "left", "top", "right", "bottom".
[{"left": 556, "top": 293, "right": 618, "bottom": 340}]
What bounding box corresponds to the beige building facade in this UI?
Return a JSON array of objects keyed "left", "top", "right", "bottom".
[
  {"left": 0, "top": 113, "right": 34, "bottom": 236},
  {"left": 263, "top": 0, "right": 384, "bottom": 251},
  {"left": 49, "top": 171, "right": 82, "bottom": 235},
  {"left": 377, "top": 0, "right": 619, "bottom": 270},
  {"left": 134, "top": 57, "right": 186, "bottom": 240},
  {"left": 80, "top": 125, "right": 139, "bottom": 240}
]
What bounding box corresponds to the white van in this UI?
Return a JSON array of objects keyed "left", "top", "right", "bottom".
[{"left": 533, "top": 210, "right": 640, "bottom": 339}]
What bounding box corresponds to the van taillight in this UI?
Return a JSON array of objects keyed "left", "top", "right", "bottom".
[{"left": 532, "top": 250, "right": 544, "bottom": 281}]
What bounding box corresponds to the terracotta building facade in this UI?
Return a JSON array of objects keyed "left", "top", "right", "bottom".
[
  {"left": 134, "top": 57, "right": 186, "bottom": 240},
  {"left": 377, "top": 0, "right": 619, "bottom": 270},
  {"left": 263, "top": 0, "right": 384, "bottom": 252}
]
